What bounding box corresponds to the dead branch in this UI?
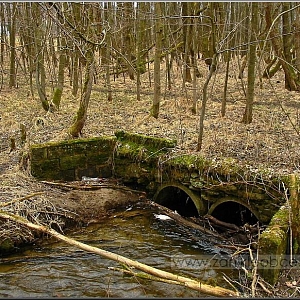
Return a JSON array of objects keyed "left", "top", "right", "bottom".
[
  {"left": 205, "top": 215, "right": 241, "bottom": 231},
  {"left": 149, "top": 201, "right": 227, "bottom": 241},
  {"left": 40, "top": 180, "right": 146, "bottom": 195},
  {"left": 109, "top": 266, "right": 187, "bottom": 286},
  {"left": 0, "top": 192, "right": 45, "bottom": 208},
  {"left": 0, "top": 210, "right": 239, "bottom": 297}
]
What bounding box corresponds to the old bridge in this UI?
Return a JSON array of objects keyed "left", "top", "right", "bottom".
[
  {"left": 30, "top": 130, "right": 288, "bottom": 226},
  {"left": 30, "top": 130, "right": 300, "bottom": 284}
]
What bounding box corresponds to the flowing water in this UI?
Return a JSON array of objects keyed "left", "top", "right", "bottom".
[{"left": 0, "top": 201, "right": 243, "bottom": 298}]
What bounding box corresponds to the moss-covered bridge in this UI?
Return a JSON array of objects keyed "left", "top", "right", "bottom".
[
  {"left": 30, "top": 130, "right": 287, "bottom": 225},
  {"left": 29, "top": 130, "right": 299, "bottom": 284}
]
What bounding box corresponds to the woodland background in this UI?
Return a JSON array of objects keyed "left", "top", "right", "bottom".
[
  {"left": 1, "top": 3, "right": 300, "bottom": 296},
  {"left": 1, "top": 2, "right": 300, "bottom": 174}
]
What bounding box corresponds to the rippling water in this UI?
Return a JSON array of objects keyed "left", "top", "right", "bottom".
[{"left": 0, "top": 201, "right": 240, "bottom": 298}]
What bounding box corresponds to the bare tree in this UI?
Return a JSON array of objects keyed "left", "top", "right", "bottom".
[
  {"left": 197, "top": 6, "right": 217, "bottom": 151},
  {"left": 242, "top": 2, "right": 258, "bottom": 124},
  {"left": 151, "top": 2, "right": 163, "bottom": 119},
  {"left": 51, "top": 3, "right": 68, "bottom": 110},
  {"left": 7, "top": 3, "right": 17, "bottom": 88},
  {"left": 69, "top": 3, "right": 106, "bottom": 137},
  {"left": 265, "top": 3, "right": 300, "bottom": 91}
]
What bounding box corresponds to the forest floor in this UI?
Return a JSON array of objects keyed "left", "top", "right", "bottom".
[{"left": 1, "top": 60, "right": 300, "bottom": 297}]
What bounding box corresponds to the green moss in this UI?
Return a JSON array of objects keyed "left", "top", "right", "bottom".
[
  {"left": 0, "top": 239, "right": 14, "bottom": 252},
  {"left": 31, "top": 136, "right": 116, "bottom": 158},
  {"left": 269, "top": 205, "right": 289, "bottom": 230},
  {"left": 115, "top": 130, "right": 176, "bottom": 150},
  {"left": 52, "top": 87, "right": 62, "bottom": 109},
  {"left": 136, "top": 60, "right": 147, "bottom": 74},
  {"left": 217, "top": 157, "right": 241, "bottom": 175},
  {"left": 86, "top": 153, "right": 110, "bottom": 165},
  {"left": 168, "top": 154, "right": 208, "bottom": 170},
  {"left": 258, "top": 226, "right": 288, "bottom": 285},
  {"left": 60, "top": 154, "right": 87, "bottom": 170},
  {"left": 32, "top": 136, "right": 114, "bottom": 149},
  {"left": 258, "top": 204, "right": 290, "bottom": 285},
  {"left": 115, "top": 131, "right": 176, "bottom": 164},
  {"left": 190, "top": 178, "right": 205, "bottom": 189},
  {"left": 30, "top": 146, "right": 48, "bottom": 161},
  {"left": 31, "top": 158, "right": 62, "bottom": 180},
  {"left": 260, "top": 226, "right": 286, "bottom": 250}
]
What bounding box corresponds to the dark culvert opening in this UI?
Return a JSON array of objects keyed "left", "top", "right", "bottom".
[
  {"left": 155, "top": 186, "right": 199, "bottom": 217},
  {"left": 211, "top": 201, "right": 259, "bottom": 226}
]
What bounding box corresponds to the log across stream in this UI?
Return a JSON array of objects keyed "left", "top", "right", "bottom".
[{"left": 0, "top": 200, "right": 245, "bottom": 298}]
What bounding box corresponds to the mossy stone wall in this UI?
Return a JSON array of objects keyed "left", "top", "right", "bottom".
[
  {"left": 30, "top": 136, "right": 116, "bottom": 181},
  {"left": 258, "top": 204, "right": 290, "bottom": 285}
]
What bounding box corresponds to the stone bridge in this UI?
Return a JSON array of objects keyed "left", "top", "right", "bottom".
[
  {"left": 29, "top": 130, "right": 299, "bottom": 284},
  {"left": 30, "top": 130, "right": 286, "bottom": 225}
]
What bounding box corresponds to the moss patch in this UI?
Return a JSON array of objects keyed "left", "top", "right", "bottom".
[
  {"left": 258, "top": 204, "right": 289, "bottom": 285},
  {"left": 115, "top": 130, "right": 176, "bottom": 150},
  {"left": 0, "top": 238, "right": 14, "bottom": 253}
]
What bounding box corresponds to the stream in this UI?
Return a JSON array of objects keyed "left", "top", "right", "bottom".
[{"left": 0, "top": 200, "right": 245, "bottom": 298}]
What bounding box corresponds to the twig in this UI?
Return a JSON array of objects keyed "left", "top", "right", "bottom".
[
  {"left": 257, "top": 280, "right": 272, "bottom": 295},
  {"left": 108, "top": 266, "right": 186, "bottom": 286},
  {"left": 249, "top": 246, "right": 258, "bottom": 297},
  {"left": 0, "top": 192, "right": 45, "bottom": 208},
  {"left": 205, "top": 215, "right": 241, "bottom": 232}
]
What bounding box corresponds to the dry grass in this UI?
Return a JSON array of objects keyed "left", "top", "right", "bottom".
[{"left": 2, "top": 59, "right": 300, "bottom": 178}]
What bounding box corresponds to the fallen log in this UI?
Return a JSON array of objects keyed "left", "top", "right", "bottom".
[
  {"left": 0, "top": 210, "right": 239, "bottom": 297},
  {"left": 109, "top": 266, "right": 189, "bottom": 286},
  {"left": 149, "top": 201, "right": 228, "bottom": 241},
  {"left": 205, "top": 215, "right": 241, "bottom": 232}
]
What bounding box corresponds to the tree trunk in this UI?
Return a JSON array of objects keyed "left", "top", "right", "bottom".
[
  {"left": 124, "top": 2, "right": 135, "bottom": 81},
  {"left": 182, "top": 2, "right": 192, "bottom": 85},
  {"left": 103, "top": 2, "right": 112, "bottom": 102},
  {"left": 69, "top": 47, "right": 95, "bottom": 137},
  {"left": 8, "top": 3, "right": 17, "bottom": 88},
  {"left": 0, "top": 4, "right": 5, "bottom": 65},
  {"left": 197, "top": 8, "right": 217, "bottom": 151},
  {"left": 197, "top": 53, "right": 217, "bottom": 151},
  {"left": 295, "top": 6, "right": 300, "bottom": 82},
  {"left": 52, "top": 36, "right": 66, "bottom": 109},
  {"left": 262, "top": 57, "right": 281, "bottom": 78},
  {"left": 151, "top": 2, "right": 163, "bottom": 119},
  {"left": 289, "top": 174, "right": 300, "bottom": 254},
  {"left": 71, "top": 3, "right": 81, "bottom": 97},
  {"left": 265, "top": 3, "right": 299, "bottom": 91},
  {"left": 33, "top": 3, "right": 49, "bottom": 111},
  {"left": 191, "top": 15, "right": 198, "bottom": 115},
  {"left": 282, "top": 2, "right": 294, "bottom": 90},
  {"left": 136, "top": 2, "right": 142, "bottom": 101},
  {"left": 221, "top": 53, "right": 230, "bottom": 117},
  {"left": 242, "top": 2, "right": 258, "bottom": 124}
]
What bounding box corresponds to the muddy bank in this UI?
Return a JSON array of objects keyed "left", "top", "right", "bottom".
[
  {"left": 0, "top": 166, "right": 146, "bottom": 255},
  {"left": 48, "top": 181, "right": 147, "bottom": 225}
]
